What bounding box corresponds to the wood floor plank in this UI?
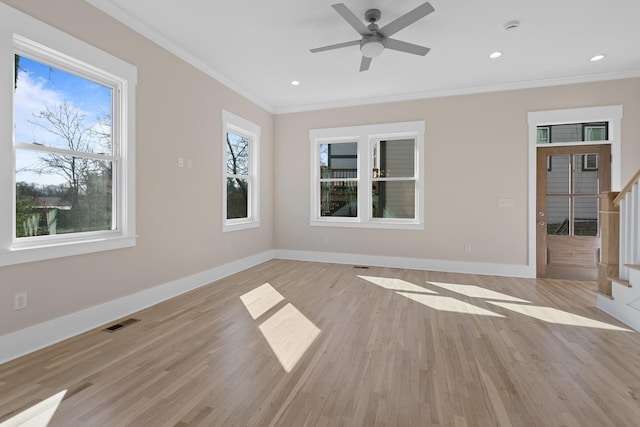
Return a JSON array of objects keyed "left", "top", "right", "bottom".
[{"left": 1, "top": 259, "right": 639, "bottom": 426}]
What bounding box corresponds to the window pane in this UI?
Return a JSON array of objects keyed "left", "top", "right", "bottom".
[
  {"left": 320, "top": 142, "right": 357, "bottom": 178},
  {"left": 227, "top": 177, "right": 248, "bottom": 219},
  {"left": 574, "top": 197, "right": 598, "bottom": 236},
  {"left": 373, "top": 139, "right": 414, "bottom": 178},
  {"left": 574, "top": 154, "right": 598, "bottom": 194},
  {"left": 585, "top": 126, "right": 606, "bottom": 141},
  {"left": 372, "top": 181, "right": 415, "bottom": 218},
  {"left": 546, "top": 197, "right": 570, "bottom": 235},
  {"left": 320, "top": 181, "right": 357, "bottom": 217},
  {"left": 536, "top": 128, "right": 549, "bottom": 144},
  {"left": 226, "top": 132, "right": 250, "bottom": 175},
  {"left": 546, "top": 155, "right": 570, "bottom": 194},
  {"left": 16, "top": 150, "right": 112, "bottom": 237},
  {"left": 14, "top": 55, "right": 113, "bottom": 154}
]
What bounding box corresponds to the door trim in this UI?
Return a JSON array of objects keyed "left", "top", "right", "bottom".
[{"left": 527, "top": 105, "right": 623, "bottom": 278}]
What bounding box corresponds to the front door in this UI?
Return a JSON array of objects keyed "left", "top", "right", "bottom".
[{"left": 536, "top": 144, "right": 611, "bottom": 280}]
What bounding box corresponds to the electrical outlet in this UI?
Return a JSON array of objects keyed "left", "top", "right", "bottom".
[
  {"left": 14, "top": 292, "right": 28, "bottom": 310},
  {"left": 464, "top": 244, "right": 472, "bottom": 253},
  {"left": 178, "top": 157, "right": 184, "bottom": 168}
]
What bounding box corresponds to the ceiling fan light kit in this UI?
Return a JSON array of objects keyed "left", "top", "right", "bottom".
[{"left": 311, "top": 2, "right": 435, "bottom": 71}]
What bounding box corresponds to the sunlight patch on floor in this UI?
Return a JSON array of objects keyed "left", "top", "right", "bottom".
[
  {"left": 487, "top": 302, "right": 631, "bottom": 331},
  {"left": 239, "top": 283, "right": 285, "bottom": 320},
  {"left": 358, "top": 275, "right": 437, "bottom": 293},
  {"left": 258, "top": 303, "right": 321, "bottom": 372},
  {"left": 426, "top": 281, "right": 531, "bottom": 303},
  {"left": 0, "top": 389, "right": 66, "bottom": 427},
  {"left": 396, "top": 292, "right": 505, "bottom": 318}
]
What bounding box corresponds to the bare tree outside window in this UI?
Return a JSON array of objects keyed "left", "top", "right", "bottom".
[
  {"left": 226, "top": 131, "right": 250, "bottom": 219},
  {"left": 14, "top": 55, "right": 113, "bottom": 237}
]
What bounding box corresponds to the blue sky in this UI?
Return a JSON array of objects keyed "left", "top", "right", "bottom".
[{"left": 14, "top": 55, "right": 112, "bottom": 186}]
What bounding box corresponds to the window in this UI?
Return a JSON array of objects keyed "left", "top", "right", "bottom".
[
  {"left": 222, "top": 110, "right": 260, "bottom": 231},
  {"left": 535, "top": 122, "right": 608, "bottom": 144},
  {"left": 310, "top": 121, "right": 424, "bottom": 229},
  {"left": 537, "top": 127, "right": 550, "bottom": 144},
  {"left": 582, "top": 153, "right": 598, "bottom": 171},
  {"left": 584, "top": 124, "right": 607, "bottom": 141},
  {"left": 0, "top": 4, "right": 137, "bottom": 267}
]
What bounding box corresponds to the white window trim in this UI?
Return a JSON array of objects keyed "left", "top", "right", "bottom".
[
  {"left": 222, "top": 110, "right": 260, "bottom": 232},
  {"left": 527, "top": 105, "right": 623, "bottom": 277},
  {"left": 310, "top": 121, "right": 425, "bottom": 229},
  {"left": 0, "top": 3, "right": 137, "bottom": 267}
]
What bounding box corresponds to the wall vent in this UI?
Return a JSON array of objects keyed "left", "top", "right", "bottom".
[
  {"left": 353, "top": 265, "right": 370, "bottom": 269},
  {"left": 102, "top": 318, "right": 140, "bottom": 333}
]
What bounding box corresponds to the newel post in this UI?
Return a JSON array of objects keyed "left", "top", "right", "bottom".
[{"left": 598, "top": 191, "right": 620, "bottom": 297}]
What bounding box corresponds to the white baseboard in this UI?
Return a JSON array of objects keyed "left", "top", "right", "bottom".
[
  {"left": 0, "top": 250, "right": 274, "bottom": 365},
  {"left": 274, "top": 249, "right": 534, "bottom": 278}
]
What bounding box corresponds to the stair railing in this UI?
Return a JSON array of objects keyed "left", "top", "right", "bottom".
[{"left": 614, "top": 169, "right": 640, "bottom": 280}]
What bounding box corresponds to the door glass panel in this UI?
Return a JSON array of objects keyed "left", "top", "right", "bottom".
[
  {"left": 574, "top": 154, "right": 598, "bottom": 194},
  {"left": 546, "top": 155, "right": 570, "bottom": 194},
  {"left": 574, "top": 197, "right": 598, "bottom": 236},
  {"left": 547, "top": 197, "right": 570, "bottom": 235}
]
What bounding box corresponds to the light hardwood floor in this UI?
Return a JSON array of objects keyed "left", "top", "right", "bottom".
[{"left": 1, "top": 259, "right": 640, "bottom": 426}]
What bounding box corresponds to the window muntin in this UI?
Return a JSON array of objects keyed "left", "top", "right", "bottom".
[
  {"left": 222, "top": 110, "right": 260, "bottom": 231},
  {"left": 0, "top": 4, "right": 136, "bottom": 267},
  {"left": 310, "top": 121, "right": 424, "bottom": 229}
]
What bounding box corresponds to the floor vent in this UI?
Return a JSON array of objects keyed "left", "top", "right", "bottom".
[
  {"left": 353, "top": 265, "right": 370, "bottom": 269},
  {"left": 103, "top": 318, "right": 140, "bottom": 333}
]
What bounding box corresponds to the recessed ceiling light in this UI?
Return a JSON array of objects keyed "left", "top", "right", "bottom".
[
  {"left": 589, "top": 54, "right": 606, "bottom": 62},
  {"left": 489, "top": 51, "right": 502, "bottom": 59},
  {"left": 290, "top": 80, "right": 300, "bottom": 86}
]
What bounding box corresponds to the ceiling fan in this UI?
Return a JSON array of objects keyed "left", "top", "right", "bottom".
[{"left": 310, "top": 2, "right": 435, "bottom": 72}]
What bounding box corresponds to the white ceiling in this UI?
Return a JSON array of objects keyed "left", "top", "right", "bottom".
[{"left": 87, "top": 0, "right": 640, "bottom": 113}]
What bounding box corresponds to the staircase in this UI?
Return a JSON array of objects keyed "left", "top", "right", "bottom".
[{"left": 597, "top": 169, "right": 640, "bottom": 331}]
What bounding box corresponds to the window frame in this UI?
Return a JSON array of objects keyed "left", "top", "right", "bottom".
[
  {"left": 310, "top": 121, "right": 425, "bottom": 229},
  {"left": 222, "top": 110, "right": 260, "bottom": 232},
  {"left": 0, "top": 3, "right": 137, "bottom": 267}
]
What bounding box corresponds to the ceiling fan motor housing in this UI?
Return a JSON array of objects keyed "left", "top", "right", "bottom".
[{"left": 361, "top": 34, "right": 385, "bottom": 58}]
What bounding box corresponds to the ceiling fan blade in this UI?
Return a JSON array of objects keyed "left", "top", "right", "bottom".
[
  {"left": 359, "top": 56, "right": 372, "bottom": 72},
  {"left": 384, "top": 38, "right": 431, "bottom": 56},
  {"left": 332, "top": 3, "right": 370, "bottom": 36},
  {"left": 310, "top": 39, "right": 361, "bottom": 53},
  {"left": 379, "top": 2, "right": 435, "bottom": 37}
]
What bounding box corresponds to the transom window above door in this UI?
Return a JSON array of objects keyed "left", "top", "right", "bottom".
[{"left": 536, "top": 122, "right": 608, "bottom": 144}]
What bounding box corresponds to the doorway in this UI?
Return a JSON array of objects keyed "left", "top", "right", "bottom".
[{"left": 536, "top": 144, "right": 611, "bottom": 280}]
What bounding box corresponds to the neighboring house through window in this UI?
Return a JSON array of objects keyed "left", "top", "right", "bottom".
[
  {"left": 0, "top": 4, "right": 137, "bottom": 267},
  {"left": 222, "top": 110, "right": 260, "bottom": 231},
  {"left": 310, "top": 121, "right": 425, "bottom": 229}
]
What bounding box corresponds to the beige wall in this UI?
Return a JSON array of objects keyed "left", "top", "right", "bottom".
[
  {"left": 0, "top": 0, "right": 274, "bottom": 335},
  {"left": 274, "top": 78, "right": 640, "bottom": 265}
]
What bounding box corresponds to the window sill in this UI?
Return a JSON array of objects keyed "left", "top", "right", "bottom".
[
  {"left": 223, "top": 220, "right": 260, "bottom": 233},
  {"left": 310, "top": 219, "right": 424, "bottom": 230},
  {"left": 0, "top": 234, "right": 136, "bottom": 267}
]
